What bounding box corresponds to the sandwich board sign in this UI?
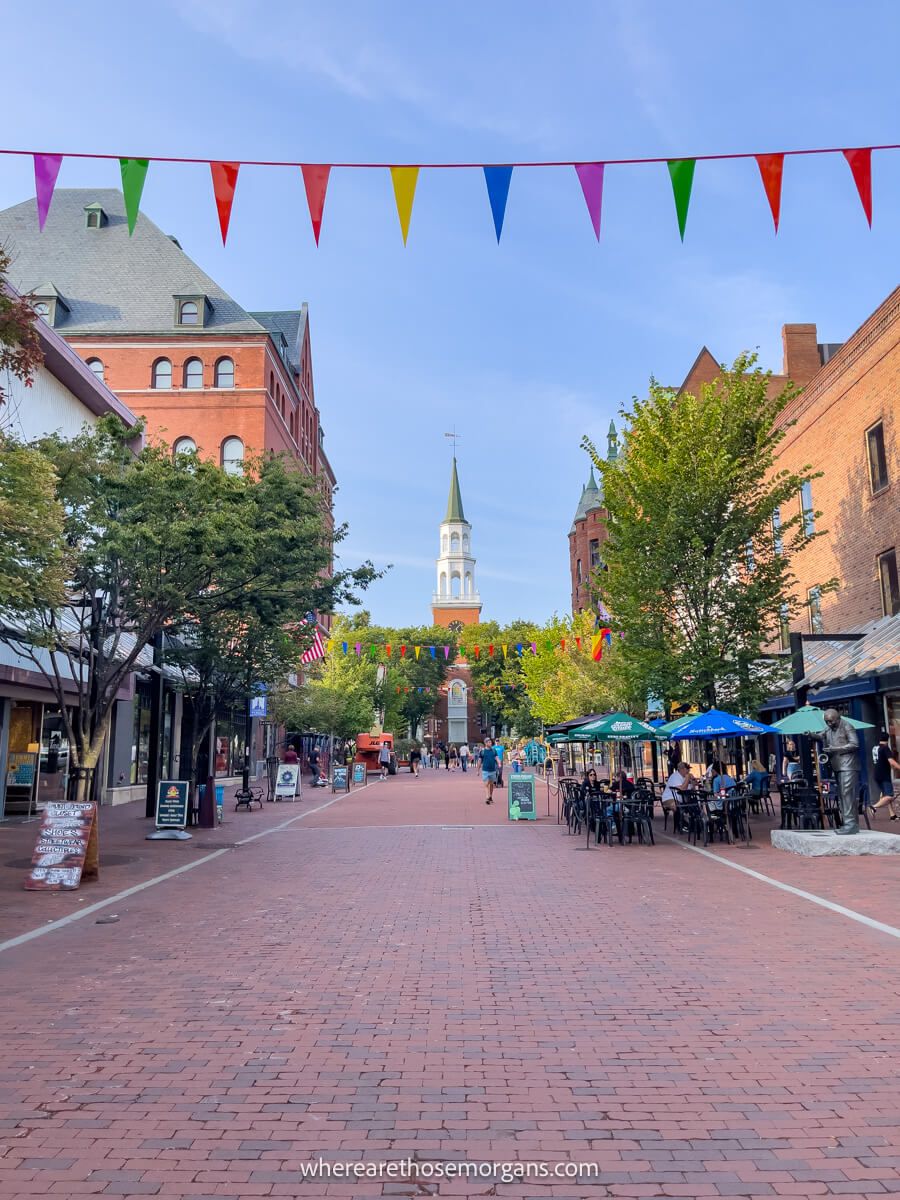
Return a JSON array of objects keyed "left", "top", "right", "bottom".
[
  {"left": 508, "top": 774, "right": 537, "bottom": 821},
  {"left": 352, "top": 762, "right": 367, "bottom": 786},
  {"left": 332, "top": 764, "right": 349, "bottom": 792},
  {"left": 155, "top": 780, "right": 190, "bottom": 829},
  {"left": 24, "top": 801, "right": 99, "bottom": 890},
  {"left": 275, "top": 764, "right": 300, "bottom": 800}
]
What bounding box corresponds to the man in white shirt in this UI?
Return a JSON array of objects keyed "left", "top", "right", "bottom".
[
  {"left": 459, "top": 743, "right": 470, "bottom": 773},
  {"left": 662, "top": 761, "right": 697, "bottom": 812}
]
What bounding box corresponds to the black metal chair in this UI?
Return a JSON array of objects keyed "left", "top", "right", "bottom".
[
  {"left": 620, "top": 790, "right": 655, "bottom": 845},
  {"left": 673, "top": 788, "right": 703, "bottom": 844}
]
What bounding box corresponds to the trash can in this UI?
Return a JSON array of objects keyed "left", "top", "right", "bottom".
[{"left": 198, "top": 784, "right": 225, "bottom": 824}]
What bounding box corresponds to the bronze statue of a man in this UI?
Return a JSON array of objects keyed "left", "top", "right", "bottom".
[{"left": 823, "top": 708, "right": 860, "bottom": 835}]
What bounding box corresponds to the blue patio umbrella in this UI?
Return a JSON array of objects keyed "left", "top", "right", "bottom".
[{"left": 670, "top": 709, "right": 770, "bottom": 738}]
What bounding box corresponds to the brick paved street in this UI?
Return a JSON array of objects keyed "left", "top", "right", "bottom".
[{"left": 2, "top": 769, "right": 900, "bottom": 1198}]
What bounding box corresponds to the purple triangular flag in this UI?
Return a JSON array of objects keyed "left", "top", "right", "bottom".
[
  {"left": 34, "top": 154, "right": 63, "bottom": 231},
  {"left": 574, "top": 163, "right": 604, "bottom": 239}
]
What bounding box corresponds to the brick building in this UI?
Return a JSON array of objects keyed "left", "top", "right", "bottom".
[
  {"left": 0, "top": 190, "right": 336, "bottom": 526},
  {"left": 568, "top": 422, "right": 617, "bottom": 613}
]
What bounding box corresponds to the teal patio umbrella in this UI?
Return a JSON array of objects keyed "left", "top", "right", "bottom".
[{"left": 771, "top": 705, "right": 873, "bottom": 735}]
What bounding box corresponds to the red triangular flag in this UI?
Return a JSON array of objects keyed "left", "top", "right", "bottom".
[
  {"left": 843, "top": 149, "right": 872, "bottom": 226},
  {"left": 755, "top": 154, "right": 784, "bottom": 232},
  {"left": 210, "top": 162, "right": 240, "bottom": 244},
  {"left": 301, "top": 164, "right": 331, "bottom": 245}
]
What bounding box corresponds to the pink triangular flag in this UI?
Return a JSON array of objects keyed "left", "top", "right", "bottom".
[
  {"left": 843, "top": 148, "right": 872, "bottom": 226},
  {"left": 574, "top": 163, "right": 604, "bottom": 239},
  {"left": 301, "top": 164, "right": 331, "bottom": 245},
  {"left": 34, "top": 154, "right": 63, "bottom": 231}
]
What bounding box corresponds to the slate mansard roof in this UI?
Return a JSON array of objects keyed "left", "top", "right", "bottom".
[{"left": 0, "top": 189, "right": 273, "bottom": 337}]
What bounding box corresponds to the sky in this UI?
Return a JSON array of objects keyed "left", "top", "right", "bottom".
[{"left": 3, "top": 1, "right": 900, "bottom": 626}]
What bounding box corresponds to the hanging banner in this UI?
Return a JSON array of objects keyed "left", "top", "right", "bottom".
[
  {"left": 667, "top": 158, "right": 696, "bottom": 241},
  {"left": 483, "top": 165, "right": 513, "bottom": 241},
  {"left": 119, "top": 158, "right": 149, "bottom": 235},
  {"left": 301, "top": 163, "right": 331, "bottom": 244},
  {"left": 574, "top": 162, "right": 604, "bottom": 239},
  {"left": 210, "top": 161, "right": 240, "bottom": 244},
  {"left": 844, "top": 148, "right": 873, "bottom": 225},
  {"left": 390, "top": 166, "right": 419, "bottom": 244},
  {"left": 755, "top": 153, "right": 784, "bottom": 232},
  {"left": 33, "top": 153, "right": 63, "bottom": 231}
]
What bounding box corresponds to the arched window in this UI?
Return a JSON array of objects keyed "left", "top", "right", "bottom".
[
  {"left": 173, "top": 436, "right": 197, "bottom": 456},
  {"left": 151, "top": 358, "right": 172, "bottom": 389},
  {"left": 178, "top": 301, "right": 199, "bottom": 325},
  {"left": 450, "top": 532, "right": 460, "bottom": 554},
  {"left": 86, "top": 358, "right": 105, "bottom": 381},
  {"left": 269, "top": 370, "right": 275, "bottom": 396},
  {"left": 439, "top": 572, "right": 448, "bottom": 596},
  {"left": 463, "top": 534, "right": 470, "bottom": 553},
  {"left": 183, "top": 358, "right": 203, "bottom": 388},
  {"left": 221, "top": 436, "right": 244, "bottom": 476},
  {"left": 451, "top": 572, "right": 461, "bottom": 598},
  {"left": 442, "top": 535, "right": 448, "bottom": 554},
  {"left": 34, "top": 301, "right": 50, "bottom": 318},
  {"left": 450, "top": 681, "right": 465, "bottom": 703},
  {"left": 465, "top": 572, "right": 473, "bottom": 596},
  {"left": 214, "top": 357, "right": 234, "bottom": 388}
]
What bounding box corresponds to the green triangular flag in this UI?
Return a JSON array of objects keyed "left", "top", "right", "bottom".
[
  {"left": 119, "top": 158, "right": 149, "bottom": 235},
  {"left": 667, "top": 158, "right": 695, "bottom": 241}
]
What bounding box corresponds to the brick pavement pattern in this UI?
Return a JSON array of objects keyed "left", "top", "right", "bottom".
[{"left": 1, "top": 769, "right": 900, "bottom": 1198}]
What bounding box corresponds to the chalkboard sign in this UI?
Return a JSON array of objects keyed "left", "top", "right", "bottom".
[
  {"left": 24, "top": 801, "right": 99, "bottom": 890},
  {"left": 352, "top": 762, "right": 366, "bottom": 785},
  {"left": 508, "top": 773, "right": 537, "bottom": 821},
  {"left": 332, "top": 765, "right": 349, "bottom": 792},
  {"left": 155, "top": 780, "right": 190, "bottom": 828}
]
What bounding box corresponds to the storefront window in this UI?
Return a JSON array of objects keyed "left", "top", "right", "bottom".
[
  {"left": 131, "top": 686, "right": 152, "bottom": 785},
  {"left": 39, "top": 707, "right": 70, "bottom": 804},
  {"left": 214, "top": 710, "right": 243, "bottom": 778}
]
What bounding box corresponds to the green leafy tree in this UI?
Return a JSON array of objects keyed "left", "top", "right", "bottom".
[
  {"left": 464, "top": 620, "right": 540, "bottom": 737},
  {"left": 584, "top": 354, "right": 827, "bottom": 714}
]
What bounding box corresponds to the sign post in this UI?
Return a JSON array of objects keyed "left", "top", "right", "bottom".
[
  {"left": 507, "top": 773, "right": 537, "bottom": 821},
  {"left": 24, "top": 801, "right": 99, "bottom": 890}
]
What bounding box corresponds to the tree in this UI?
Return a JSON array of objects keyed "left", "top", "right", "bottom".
[
  {"left": 584, "top": 354, "right": 827, "bottom": 714},
  {"left": 465, "top": 620, "right": 540, "bottom": 737},
  {"left": 0, "top": 255, "right": 44, "bottom": 404},
  {"left": 0, "top": 420, "right": 374, "bottom": 799}
]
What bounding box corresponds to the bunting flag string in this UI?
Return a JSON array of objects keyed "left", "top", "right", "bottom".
[
  {"left": 324, "top": 635, "right": 620, "bottom": 659},
  {"left": 16, "top": 141, "right": 894, "bottom": 243}
]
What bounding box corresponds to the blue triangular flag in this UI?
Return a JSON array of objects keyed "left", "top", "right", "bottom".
[{"left": 483, "top": 166, "right": 513, "bottom": 241}]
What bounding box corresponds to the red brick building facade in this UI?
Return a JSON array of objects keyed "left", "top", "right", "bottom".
[{"left": 569, "top": 423, "right": 618, "bottom": 614}]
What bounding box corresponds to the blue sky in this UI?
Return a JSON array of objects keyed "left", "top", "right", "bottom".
[{"left": 3, "top": 1, "right": 900, "bottom": 625}]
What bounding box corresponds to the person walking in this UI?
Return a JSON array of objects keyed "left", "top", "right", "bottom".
[
  {"left": 409, "top": 743, "right": 422, "bottom": 778},
  {"left": 378, "top": 740, "right": 392, "bottom": 780},
  {"left": 481, "top": 736, "right": 499, "bottom": 805},
  {"left": 443, "top": 744, "right": 451, "bottom": 771},
  {"left": 872, "top": 730, "right": 900, "bottom": 820},
  {"left": 449, "top": 744, "right": 459, "bottom": 771},
  {"left": 308, "top": 744, "right": 324, "bottom": 787},
  {"left": 494, "top": 740, "right": 505, "bottom": 788},
  {"left": 459, "top": 743, "right": 470, "bottom": 773},
  {"left": 282, "top": 743, "right": 299, "bottom": 765}
]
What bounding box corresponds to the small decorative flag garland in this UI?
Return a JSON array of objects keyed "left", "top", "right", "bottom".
[
  {"left": 19, "top": 140, "right": 884, "bottom": 244},
  {"left": 322, "top": 636, "right": 619, "bottom": 660}
]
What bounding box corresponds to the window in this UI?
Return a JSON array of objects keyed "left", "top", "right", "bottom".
[
  {"left": 450, "top": 533, "right": 460, "bottom": 554},
  {"left": 439, "top": 571, "right": 447, "bottom": 596},
  {"left": 867, "top": 422, "right": 890, "bottom": 493},
  {"left": 451, "top": 573, "right": 461, "bottom": 598},
  {"left": 442, "top": 535, "right": 448, "bottom": 554},
  {"left": 34, "top": 301, "right": 50, "bottom": 318},
  {"left": 589, "top": 538, "right": 601, "bottom": 570},
  {"left": 221, "top": 436, "right": 244, "bottom": 476},
  {"left": 178, "top": 301, "right": 199, "bottom": 325},
  {"left": 772, "top": 508, "right": 783, "bottom": 554},
  {"left": 576, "top": 559, "right": 583, "bottom": 584},
  {"left": 744, "top": 539, "right": 755, "bottom": 572},
  {"left": 879, "top": 549, "right": 900, "bottom": 617},
  {"left": 84, "top": 203, "right": 107, "bottom": 229},
  {"left": 800, "top": 481, "right": 815, "bottom": 536},
  {"left": 86, "top": 357, "right": 104, "bottom": 381},
  {"left": 173, "top": 436, "right": 197, "bottom": 456},
  {"left": 214, "top": 357, "right": 234, "bottom": 388},
  {"left": 465, "top": 571, "right": 473, "bottom": 595},
  {"left": 183, "top": 358, "right": 203, "bottom": 388},
  {"left": 779, "top": 603, "right": 790, "bottom": 651},
  {"left": 151, "top": 358, "right": 172, "bottom": 389},
  {"left": 807, "top": 586, "right": 823, "bottom": 634}
]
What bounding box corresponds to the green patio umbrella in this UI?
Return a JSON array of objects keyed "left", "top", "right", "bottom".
[
  {"left": 576, "top": 712, "right": 660, "bottom": 740},
  {"left": 770, "top": 705, "right": 873, "bottom": 735}
]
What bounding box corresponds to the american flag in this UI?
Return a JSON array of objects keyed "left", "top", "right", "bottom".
[{"left": 299, "top": 614, "right": 326, "bottom": 665}]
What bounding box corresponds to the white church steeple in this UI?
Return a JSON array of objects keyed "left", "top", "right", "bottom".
[{"left": 431, "top": 456, "right": 482, "bottom": 629}]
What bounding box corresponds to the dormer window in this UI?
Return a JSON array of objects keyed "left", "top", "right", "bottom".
[
  {"left": 84, "top": 203, "right": 107, "bottom": 229},
  {"left": 30, "top": 283, "right": 70, "bottom": 328},
  {"left": 174, "top": 292, "right": 212, "bottom": 328}
]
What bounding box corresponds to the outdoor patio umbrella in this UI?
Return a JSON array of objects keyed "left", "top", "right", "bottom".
[
  {"left": 656, "top": 712, "right": 698, "bottom": 737},
  {"left": 576, "top": 712, "right": 660, "bottom": 739},
  {"left": 770, "top": 705, "right": 873, "bottom": 735}
]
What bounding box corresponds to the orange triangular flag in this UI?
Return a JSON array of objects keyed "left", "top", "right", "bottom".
[
  {"left": 301, "top": 164, "right": 331, "bottom": 244},
  {"left": 755, "top": 154, "right": 784, "bottom": 232}
]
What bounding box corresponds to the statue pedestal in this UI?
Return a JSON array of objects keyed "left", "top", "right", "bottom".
[{"left": 771, "top": 829, "right": 900, "bottom": 857}]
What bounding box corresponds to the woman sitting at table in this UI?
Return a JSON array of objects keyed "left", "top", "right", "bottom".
[
  {"left": 610, "top": 769, "right": 635, "bottom": 798},
  {"left": 746, "top": 758, "right": 769, "bottom": 798}
]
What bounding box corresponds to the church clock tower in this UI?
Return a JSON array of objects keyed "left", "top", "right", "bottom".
[{"left": 431, "top": 456, "right": 482, "bottom": 629}]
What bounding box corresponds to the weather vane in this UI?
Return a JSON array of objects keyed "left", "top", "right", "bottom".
[{"left": 444, "top": 428, "right": 461, "bottom": 455}]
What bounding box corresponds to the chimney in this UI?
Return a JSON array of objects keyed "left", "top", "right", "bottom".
[{"left": 781, "top": 324, "right": 820, "bottom": 385}]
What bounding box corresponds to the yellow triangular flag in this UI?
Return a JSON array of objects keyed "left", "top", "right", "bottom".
[
  {"left": 390, "top": 166, "right": 419, "bottom": 245},
  {"left": 501, "top": 644, "right": 508, "bottom": 658},
  {"left": 326, "top": 639, "right": 334, "bottom": 653},
  {"left": 414, "top": 645, "right": 421, "bottom": 660}
]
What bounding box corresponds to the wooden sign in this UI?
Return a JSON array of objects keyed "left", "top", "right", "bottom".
[
  {"left": 352, "top": 762, "right": 366, "bottom": 786},
  {"left": 274, "top": 764, "right": 300, "bottom": 800},
  {"left": 332, "top": 765, "right": 349, "bottom": 792},
  {"left": 24, "top": 801, "right": 99, "bottom": 890},
  {"left": 508, "top": 774, "right": 537, "bottom": 821},
  {"left": 155, "top": 780, "right": 189, "bottom": 828}
]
